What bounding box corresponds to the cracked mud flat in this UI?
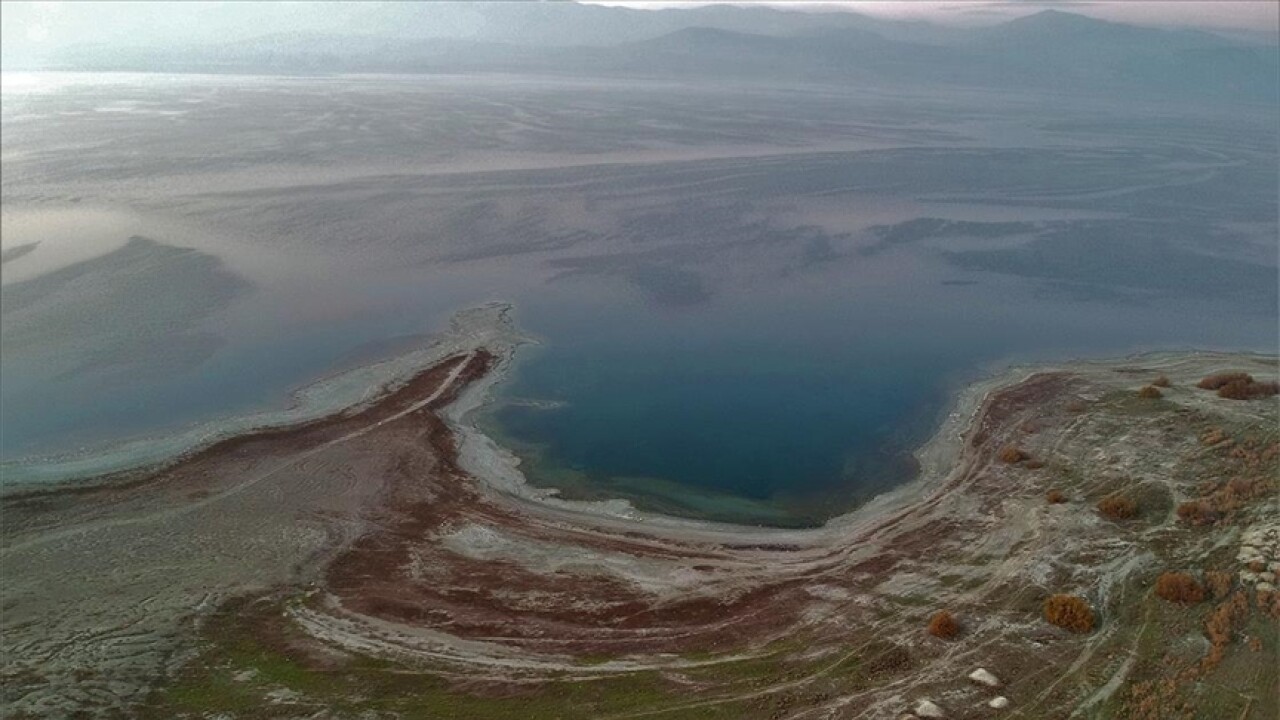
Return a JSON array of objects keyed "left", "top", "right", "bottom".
[{"left": 1, "top": 303, "right": 1277, "bottom": 719}]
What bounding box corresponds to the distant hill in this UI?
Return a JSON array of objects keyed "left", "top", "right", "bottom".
[{"left": 10, "top": 6, "right": 1276, "bottom": 104}]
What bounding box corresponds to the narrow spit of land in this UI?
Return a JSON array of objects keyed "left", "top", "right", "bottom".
[{"left": 1, "top": 303, "right": 1276, "bottom": 720}]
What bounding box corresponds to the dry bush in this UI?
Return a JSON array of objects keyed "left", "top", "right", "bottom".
[
  {"left": 1202, "top": 591, "right": 1250, "bottom": 670},
  {"left": 1025, "top": 459, "right": 1045, "bottom": 470},
  {"left": 1097, "top": 493, "right": 1138, "bottom": 520},
  {"left": 1046, "top": 489, "right": 1068, "bottom": 504},
  {"left": 1151, "top": 375, "right": 1171, "bottom": 388},
  {"left": 1065, "top": 399, "right": 1087, "bottom": 413},
  {"left": 1044, "top": 594, "right": 1095, "bottom": 633},
  {"left": 1136, "top": 385, "right": 1163, "bottom": 399},
  {"left": 1199, "top": 428, "right": 1229, "bottom": 446},
  {"left": 1217, "top": 378, "right": 1279, "bottom": 400},
  {"left": 998, "top": 446, "right": 1027, "bottom": 464},
  {"left": 1179, "top": 471, "right": 1275, "bottom": 527},
  {"left": 1204, "top": 571, "right": 1233, "bottom": 600},
  {"left": 1197, "top": 372, "right": 1252, "bottom": 390},
  {"left": 1176, "top": 500, "right": 1217, "bottom": 526},
  {"left": 1248, "top": 559, "right": 1266, "bottom": 573},
  {"left": 927, "top": 610, "right": 959, "bottom": 639},
  {"left": 1123, "top": 669, "right": 1198, "bottom": 720},
  {"left": 1155, "top": 572, "right": 1205, "bottom": 604}
]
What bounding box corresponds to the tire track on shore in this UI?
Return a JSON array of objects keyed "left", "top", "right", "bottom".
[{"left": 0, "top": 351, "right": 477, "bottom": 556}]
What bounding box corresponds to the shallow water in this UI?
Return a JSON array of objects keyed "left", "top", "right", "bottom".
[{"left": 1, "top": 73, "right": 1275, "bottom": 525}]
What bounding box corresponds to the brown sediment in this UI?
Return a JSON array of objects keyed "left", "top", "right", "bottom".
[{"left": 321, "top": 348, "right": 812, "bottom": 655}]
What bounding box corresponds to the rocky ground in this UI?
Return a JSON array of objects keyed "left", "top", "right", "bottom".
[{"left": 2, "top": 305, "right": 1276, "bottom": 719}]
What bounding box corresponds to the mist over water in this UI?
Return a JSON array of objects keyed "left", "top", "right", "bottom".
[{"left": 1, "top": 71, "right": 1275, "bottom": 524}]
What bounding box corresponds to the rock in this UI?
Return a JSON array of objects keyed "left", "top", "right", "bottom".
[
  {"left": 968, "top": 668, "right": 1001, "bottom": 687},
  {"left": 989, "top": 696, "right": 1010, "bottom": 709},
  {"left": 1240, "top": 571, "right": 1259, "bottom": 583},
  {"left": 1257, "top": 582, "right": 1276, "bottom": 593},
  {"left": 915, "top": 699, "right": 946, "bottom": 718},
  {"left": 1259, "top": 572, "right": 1276, "bottom": 584}
]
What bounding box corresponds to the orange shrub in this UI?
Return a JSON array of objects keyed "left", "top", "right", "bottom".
[
  {"left": 1176, "top": 500, "right": 1217, "bottom": 525},
  {"left": 1155, "top": 572, "right": 1205, "bottom": 604},
  {"left": 999, "top": 446, "right": 1027, "bottom": 464},
  {"left": 1046, "top": 489, "right": 1068, "bottom": 504},
  {"left": 1202, "top": 591, "right": 1250, "bottom": 670},
  {"left": 1204, "top": 571, "right": 1233, "bottom": 600},
  {"left": 1217, "top": 379, "right": 1279, "bottom": 400},
  {"left": 1044, "top": 594, "right": 1095, "bottom": 633},
  {"left": 1151, "top": 375, "right": 1171, "bottom": 388},
  {"left": 1097, "top": 493, "right": 1138, "bottom": 520},
  {"left": 1198, "top": 372, "right": 1252, "bottom": 390},
  {"left": 927, "top": 610, "right": 959, "bottom": 639},
  {"left": 1136, "top": 385, "right": 1162, "bottom": 399}
]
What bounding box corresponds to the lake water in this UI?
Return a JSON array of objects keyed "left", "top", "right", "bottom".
[{"left": 2, "top": 73, "right": 1275, "bottom": 525}]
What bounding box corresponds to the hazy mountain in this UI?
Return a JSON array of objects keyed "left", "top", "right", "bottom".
[{"left": 7, "top": 6, "right": 1275, "bottom": 103}]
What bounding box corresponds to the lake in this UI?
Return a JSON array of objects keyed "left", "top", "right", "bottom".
[{"left": 2, "top": 73, "right": 1275, "bottom": 525}]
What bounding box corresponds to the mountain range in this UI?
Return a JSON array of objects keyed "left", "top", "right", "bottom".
[{"left": 6, "top": 6, "right": 1276, "bottom": 103}]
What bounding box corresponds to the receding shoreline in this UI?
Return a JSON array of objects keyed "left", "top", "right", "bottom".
[{"left": 4, "top": 300, "right": 1275, "bottom": 538}]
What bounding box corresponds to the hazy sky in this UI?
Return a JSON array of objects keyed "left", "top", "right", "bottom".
[
  {"left": 589, "top": 1, "right": 1279, "bottom": 33},
  {"left": 2, "top": 0, "right": 1275, "bottom": 57}
]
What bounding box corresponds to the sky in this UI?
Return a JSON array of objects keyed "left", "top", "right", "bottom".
[
  {"left": 587, "top": 1, "right": 1279, "bottom": 33},
  {"left": 2, "top": 0, "right": 1276, "bottom": 57}
]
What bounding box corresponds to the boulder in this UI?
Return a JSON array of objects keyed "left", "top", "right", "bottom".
[
  {"left": 915, "top": 699, "right": 946, "bottom": 718},
  {"left": 989, "top": 696, "right": 1010, "bottom": 709},
  {"left": 968, "top": 668, "right": 1001, "bottom": 687}
]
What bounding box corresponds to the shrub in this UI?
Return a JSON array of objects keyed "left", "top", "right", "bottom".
[
  {"left": 1176, "top": 500, "right": 1217, "bottom": 526},
  {"left": 1136, "top": 385, "right": 1163, "bottom": 399},
  {"left": 1155, "top": 572, "right": 1205, "bottom": 604},
  {"left": 1097, "top": 493, "right": 1138, "bottom": 520},
  {"left": 1217, "top": 379, "right": 1279, "bottom": 400},
  {"left": 1200, "top": 428, "right": 1229, "bottom": 446},
  {"left": 927, "top": 610, "right": 959, "bottom": 639},
  {"left": 1197, "top": 372, "right": 1252, "bottom": 390},
  {"left": 1044, "top": 594, "right": 1095, "bottom": 633},
  {"left": 1178, "top": 474, "right": 1273, "bottom": 527},
  {"left": 999, "top": 446, "right": 1026, "bottom": 464},
  {"left": 1046, "top": 489, "right": 1068, "bottom": 504},
  {"left": 1202, "top": 591, "right": 1250, "bottom": 670},
  {"left": 1151, "top": 375, "right": 1171, "bottom": 388},
  {"left": 1205, "top": 571, "right": 1233, "bottom": 599},
  {"left": 1025, "top": 459, "right": 1045, "bottom": 470}
]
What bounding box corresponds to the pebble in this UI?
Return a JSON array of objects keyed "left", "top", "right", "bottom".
[
  {"left": 989, "top": 696, "right": 1010, "bottom": 709},
  {"left": 915, "top": 699, "right": 946, "bottom": 718},
  {"left": 968, "top": 668, "right": 1001, "bottom": 687}
]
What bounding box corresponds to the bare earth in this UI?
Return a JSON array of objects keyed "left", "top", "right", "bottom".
[{"left": 1, "top": 303, "right": 1277, "bottom": 719}]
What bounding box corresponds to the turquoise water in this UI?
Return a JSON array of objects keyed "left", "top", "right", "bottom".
[{"left": 488, "top": 263, "right": 1276, "bottom": 526}]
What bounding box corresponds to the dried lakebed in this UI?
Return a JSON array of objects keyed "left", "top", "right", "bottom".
[{"left": 1, "top": 304, "right": 1277, "bottom": 719}]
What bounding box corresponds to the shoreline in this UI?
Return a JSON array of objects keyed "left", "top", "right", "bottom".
[
  {"left": 4, "top": 301, "right": 1276, "bottom": 718},
  {"left": 5, "top": 299, "right": 1275, "bottom": 535},
  {"left": 0, "top": 301, "right": 532, "bottom": 492}
]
